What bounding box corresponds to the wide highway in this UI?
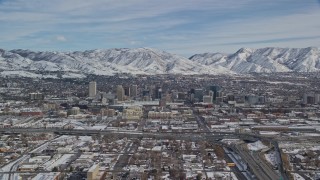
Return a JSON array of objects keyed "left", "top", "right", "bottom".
[{"left": 233, "top": 143, "right": 278, "bottom": 180}]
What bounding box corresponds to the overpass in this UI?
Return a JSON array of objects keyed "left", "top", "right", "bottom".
[{"left": 0, "top": 127, "right": 260, "bottom": 142}]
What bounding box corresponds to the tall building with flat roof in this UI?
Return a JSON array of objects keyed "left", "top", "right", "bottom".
[
  {"left": 208, "top": 85, "right": 221, "bottom": 101},
  {"left": 29, "top": 92, "right": 44, "bottom": 100},
  {"left": 130, "top": 85, "right": 138, "bottom": 97},
  {"left": 194, "top": 89, "right": 204, "bottom": 102},
  {"left": 303, "top": 93, "right": 318, "bottom": 104},
  {"left": 203, "top": 95, "right": 213, "bottom": 103},
  {"left": 124, "top": 86, "right": 130, "bottom": 97},
  {"left": 87, "top": 164, "right": 99, "bottom": 180},
  {"left": 117, "top": 85, "right": 125, "bottom": 101},
  {"left": 89, "top": 81, "right": 97, "bottom": 97}
]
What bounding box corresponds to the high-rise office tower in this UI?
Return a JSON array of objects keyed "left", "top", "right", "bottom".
[
  {"left": 208, "top": 85, "right": 221, "bottom": 101},
  {"left": 89, "top": 81, "right": 97, "bottom": 97},
  {"left": 130, "top": 85, "right": 138, "bottom": 97},
  {"left": 203, "top": 95, "right": 213, "bottom": 103},
  {"left": 149, "top": 85, "right": 156, "bottom": 99},
  {"left": 124, "top": 86, "right": 130, "bottom": 97},
  {"left": 154, "top": 87, "right": 162, "bottom": 99},
  {"left": 303, "top": 93, "right": 318, "bottom": 104},
  {"left": 116, "top": 85, "right": 125, "bottom": 101},
  {"left": 142, "top": 89, "right": 150, "bottom": 97},
  {"left": 194, "top": 88, "right": 204, "bottom": 102}
]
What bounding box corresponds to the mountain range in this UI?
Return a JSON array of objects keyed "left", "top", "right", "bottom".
[{"left": 0, "top": 47, "right": 319, "bottom": 78}]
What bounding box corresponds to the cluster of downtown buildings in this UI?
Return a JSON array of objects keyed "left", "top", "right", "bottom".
[{"left": 0, "top": 73, "right": 319, "bottom": 179}]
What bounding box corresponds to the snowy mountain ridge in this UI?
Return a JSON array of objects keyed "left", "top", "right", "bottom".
[
  {"left": 0, "top": 47, "right": 319, "bottom": 78},
  {"left": 190, "top": 47, "right": 320, "bottom": 73}
]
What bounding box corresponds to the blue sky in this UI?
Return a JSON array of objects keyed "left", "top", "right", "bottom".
[{"left": 0, "top": 0, "right": 320, "bottom": 56}]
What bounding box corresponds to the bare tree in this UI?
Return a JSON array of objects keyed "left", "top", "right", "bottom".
[{"left": 214, "top": 145, "right": 225, "bottom": 160}]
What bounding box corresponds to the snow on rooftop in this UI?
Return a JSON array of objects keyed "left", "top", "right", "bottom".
[
  {"left": 206, "top": 172, "right": 235, "bottom": 179},
  {"left": 310, "top": 146, "right": 320, "bottom": 151},
  {"left": 79, "top": 136, "right": 92, "bottom": 141},
  {"left": 32, "top": 172, "right": 61, "bottom": 180},
  {"left": 89, "top": 125, "right": 107, "bottom": 130},
  {"left": 259, "top": 131, "right": 280, "bottom": 135},
  {"left": 247, "top": 141, "right": 268, "bottom": 151},
  {"left": 88, "top": 164, "right": 99, "bottom": 172},
  {"left": 293, "top": 173, "right": 305, "bottom": 180},
  {"left": 151, "top": 146, "right": 162, "bottom": 151},
  {"left": 45, "top": 154, "right": 73, "bottom": 171},
  {"left": 300, "top": 133, "right": 320, "bottom": 137},
  {"left": 264, "top": 151, "right": 278, "bottom": 167}
]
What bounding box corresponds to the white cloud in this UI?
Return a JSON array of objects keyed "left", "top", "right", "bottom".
[
  {"left": 0, "top": 0, "right": 253, "bottom": 23},
  {"left": 129, "top": 41, "right": 141, "bottom": 45},
  {"left": 56, "top": 35, "right": 67, "bottom": 42},
  {"left": 0, "top": 0, "right": 319, "bottom": 55},
  {"left": 151, "top": 9, "right": 320, "bottom": 55}
]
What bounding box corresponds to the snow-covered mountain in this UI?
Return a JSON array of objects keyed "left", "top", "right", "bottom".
[
  {"left": 0, "top": 48, "right": 231, "bottom": 78},
  {"left": 190, "top": 47, "right": 320, "bottom": 73},
  {"left": 0, "top": 47, "right": 319, "bottom": 78}
]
